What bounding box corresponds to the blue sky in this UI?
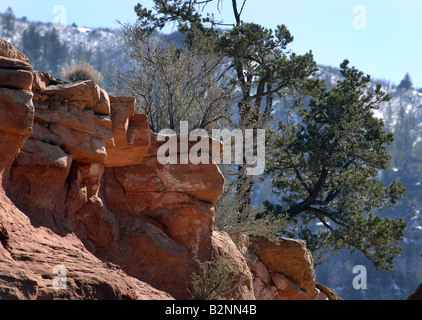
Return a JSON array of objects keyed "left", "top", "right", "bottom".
[{"left": 1, "top": 0, "right": 421, "bottom": 88}]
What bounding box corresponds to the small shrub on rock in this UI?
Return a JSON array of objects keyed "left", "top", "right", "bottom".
[{"left": 60, "top": 61, "right": 103, "bottom": 84}]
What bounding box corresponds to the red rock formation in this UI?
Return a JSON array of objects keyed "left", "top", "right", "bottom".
[
  {"left": 0, "top": 38, "right": 254, "bottom": 300},
  {"left": 0, "top": 39, "right": 29, "bottom": 62},
  {"left": 104, "top": 95, "right": 151, "bottom": 167},
  {"left": 0, "top": 38, "right": 333, "bottom": 301},
  {"left": 100, "top": 133, "right": 254, "bottom": 299},
  {"left": 232, "top": 234, "right": 338, "bottom": 300},
  {"left": 251, "top": 237, "right": 316, "bottom": 300},
  {"left": 0, "top": 39, "right": 171, "bottom": 300}
]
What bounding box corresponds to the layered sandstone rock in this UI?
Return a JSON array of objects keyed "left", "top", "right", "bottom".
[
  {"left": 104, "top": 95, "right": 151, "bottom": 167},
  {"left": 0, "top": 39, "right": 171, "bottom": 300},
  {"left": 0, "top": 52, "right": 34, "bottom": 169},
  {"left": 101, "top": 133, "right": 253, "bottom": 299},
  {"left": 0, "top": 38, "right": 332, "bottom": 301},
  {"left": 0, "top": 39, "right": 29, "bottom": 62},
  {"left": 0, "top": 190, "right": 172, "bottom": 300},
  {"left": 251, "top": 237, "right": 316, "bottom": 300}
]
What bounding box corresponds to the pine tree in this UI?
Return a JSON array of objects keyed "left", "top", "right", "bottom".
[
  {"left": 134, "top": 0, "right": 320, "bottom": 216},
  {"left": 43, "top": 29, "right": 68, "bottom": 76},
  {"left": 2, "top": 7, "right": 16, "bottom": 37},
  {"left": 397, "top": 72, "right": 413, "bottom": 90},
  {"left": 263, "top": 61, "right": 407, "bottom": 270},
  {"left": 22, "top": 25, "right": 43, "bottom": 66},
  {"left": 132, "top": 1, "right": 407, "bottom": 270}
]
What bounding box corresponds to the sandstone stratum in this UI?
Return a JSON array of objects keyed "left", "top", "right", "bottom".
[{"left": 0, "top": 38, "right": 337, "bottom": 300}]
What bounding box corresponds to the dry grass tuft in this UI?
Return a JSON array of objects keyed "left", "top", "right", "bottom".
[{"left": 60, "top": 61, "right": 103, "bottom": 84}]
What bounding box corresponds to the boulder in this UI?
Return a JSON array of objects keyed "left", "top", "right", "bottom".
[
  {"left": 31, "top": 81, "right": 114, "bottom": 164},
  {"left": 232, "top": 234, "right": 325, "bottom": 300},
  {"left": 0, "top": 38, "right": 29, "bottom": 63},
  {"left": 0, "top": 68, "right": 33, "bottom": 91},
  {"left": 39, "top": 81, "right": 110, "bottom": 115},
  {"left": 105, "top": 156, "right": 224, "bottom": 209},
  {"left": 250, "top": 237, "right": 316, "bottom": 300}
]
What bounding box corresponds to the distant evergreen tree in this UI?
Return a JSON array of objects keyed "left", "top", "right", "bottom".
[
  {"left": 22, "top": 26, "right": 68, "bottom": 76},
  {"left": 397, "top": 72, "right": 413, "bottom": 90},
  {"left": 22, "top": 25, "right": 43, "bottom": 66},
  {"left": 384, "top": 102, "right": 394, "bottom": 132},
  {"left": 94, "top": 49, "right": 106, "bottom": 72},
  {"left": 84, "top": 48, "right": 93, "bottom": 64},
  {"left": 74, "top": 44, "right": 94, "bottom": 66},
  {"left": 2, "top": 7, "right": 16, "bottom": 37},
  {"left": 389, "top": 106, "right": 417, "bottom": 166},
  {"left": 43, "top": 29, "right": 68, "bottom": 76}
]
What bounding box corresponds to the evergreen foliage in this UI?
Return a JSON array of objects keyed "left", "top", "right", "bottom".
[
  {"left": 134, "top": 0, "right": 320, "bottom": 220},
  {"left": 21, "top": 25, "right": 68, "bottom": 76},
  {"left": 2, "top": 7, "right": 15, "bottom": 37},
  {"left": 263, "top": 61, "right": 407, "bottom": 269},
  {"left": 397, "top": 72, "right": 413, "bottom": 90}
]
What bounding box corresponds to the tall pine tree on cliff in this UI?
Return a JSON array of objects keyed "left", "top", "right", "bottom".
[
  {"left": 132, "top": 0, "right": 406, "bottom": 270},
  {"left": 134, "top": 0, "right": 320, "bottom": 217}
]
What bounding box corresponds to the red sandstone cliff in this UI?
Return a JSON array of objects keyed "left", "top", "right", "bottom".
[{"left": 0, "top": 38, "right": 341, "bottom": 300}]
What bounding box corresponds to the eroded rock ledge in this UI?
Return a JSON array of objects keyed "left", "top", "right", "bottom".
[{"left": 0, "top": 38, "right": 337, "bottom": 300}]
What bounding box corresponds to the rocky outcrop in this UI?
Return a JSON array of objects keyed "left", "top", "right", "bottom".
[
  {"left": 0, "top": 38, "right": 253, "bottom": 300},
  {"left": 0, "top": 38, "right": 332, "bottom": 300},
  {"left": 251, "top": 237, "right": 317, "bottom": 300},
  {"left": 104, "top": 95, "right": 151, "bottom": 167},
  {"left": 232, "top": 234, "right": 337, "bottom": 300},
  {"left": 0, "top": 190, "right": 172, "bottom": 300},
  {"left": 408, "top": 282, "right": 422, "bottom": 300},
  {"left": 0, "top": 39, "right": 29, "bottom": 62},
  {"left": 0, "top": 39, "right": 171, "bottom": 300},
  {"left": 100, "top": 132, "right": 254, "bottom": 299}
]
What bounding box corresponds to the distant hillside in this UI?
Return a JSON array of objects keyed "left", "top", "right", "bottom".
[{"left": 0, "top": 9, "right": 126, "bottom": 84}]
